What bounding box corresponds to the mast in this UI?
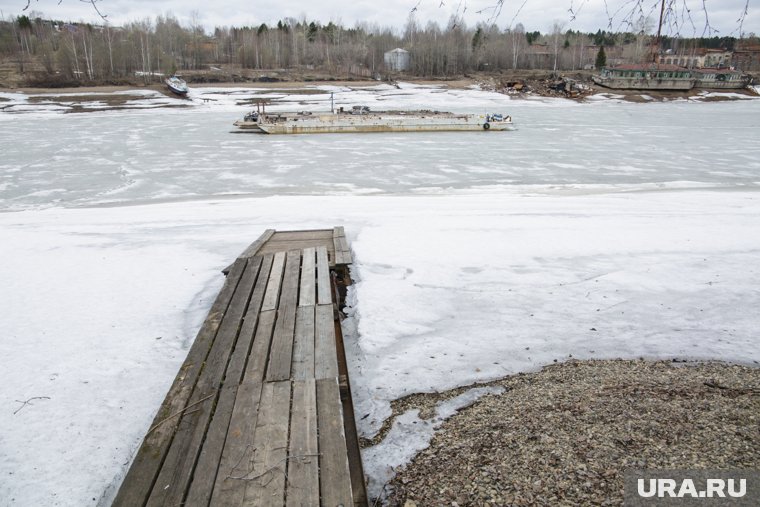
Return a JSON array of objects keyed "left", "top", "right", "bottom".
[{"left": 653, "top": 0, "right": 666, "bottom": 64}]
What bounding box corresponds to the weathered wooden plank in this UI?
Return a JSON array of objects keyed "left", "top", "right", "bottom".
[
  {"left": 244, "top": 381, "right": 292, "bottom": 506},
  {"left": 184, "top": 383, "right": 238, "bottom": 506},
  {"left": 269, "top": 229, "right": 333, "bottom": 241},
  {"left": 316, "top": 378, "right": 354, "bottom": 507},
  {"left": 243, "top": 309, "right": 276, "bottom": 383},
  {"left": 209, "top": 381, "right": 264, "bottom": 506},
  {"left": 299, "top": 247, "right": 316, "bottom": 307},
  {"left": 266, "top": 301, "right": 297, "bottom": 382},
  {"left": 146, "top": 257, "right": 262, "bottom": 506},
  {"left": 292, "top": 305, "right": 316, "bottom": 380},
  {"left": 265, "top": 250, "right": 301, "bottom": 382},
  {"left": 332, "top": 227, "right": 348, "bottom": 250},
  {"left": 112, "top": 258, "right": 248, "bottom": 507},
  {"left": 280, "top": 249, "right": 301, "bottom": 309},
  {"left": 239, "top": 229, "right": 276, "bottom": 259},
  {"left": 286, "top": 380, "right": 319, "bottom": 507},
  {"left": 261, "top": 239, "right": 333, "bottom": 254},
  {"left": 333, "top": 227, "right": 352, "bottom": 266},
  {"left": 225, "top": 254, "right": 272, "bottom": 385},
  {"left": 314, "top": 304, "right": 339, "bottom": 380},
  {"left": 316, "top": 246, "right": 332, "bottom": 306},
  {"left": 261, "top": 251, "right": 286, "bottom": 312}
]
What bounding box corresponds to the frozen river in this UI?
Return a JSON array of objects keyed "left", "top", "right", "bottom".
[
  {"left": 2, "top": 86, "right": 759, "bottom": 210},
  {"left": 1, "top": 85, "right": 760, "bottom": 505}
]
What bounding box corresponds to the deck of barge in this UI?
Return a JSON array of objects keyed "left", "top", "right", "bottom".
[{"left": 113, "top": 227, "right": 366, "bottom": 506}]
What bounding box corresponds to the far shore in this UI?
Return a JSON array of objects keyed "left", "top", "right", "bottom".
[
  {"left": 3, "top": 78, "right": 477, "bottom": 95},
  {"left": 1, "top": 77, "right": 758, "bottom": 106}
]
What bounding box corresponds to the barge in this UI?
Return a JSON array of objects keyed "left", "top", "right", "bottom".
[{"left": 234, "top": 105, "right": 514, "bottom": 134}]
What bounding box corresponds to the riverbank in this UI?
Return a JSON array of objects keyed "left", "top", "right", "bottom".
[
  {"left": 3, "top": 68, "right": 758, "bottom": 107},
  {"left": 381, "top": 359, "right": 760, "bottom": 506}
]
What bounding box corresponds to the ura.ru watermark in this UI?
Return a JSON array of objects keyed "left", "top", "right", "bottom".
[{"left": 624, "top": 470, "right": 759, "bottom": 506}]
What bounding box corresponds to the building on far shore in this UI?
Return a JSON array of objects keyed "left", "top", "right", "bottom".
[
  {"left": 384, "top": 48, "right": 410, "bottom": 72},
  {"left": 733, "top": 44, "right": 760, "bottom": 72},
  {"left": 659, "top": 48, "right": 733, "bottom": 69}
]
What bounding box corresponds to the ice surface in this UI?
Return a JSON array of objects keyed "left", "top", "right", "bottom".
[
  {"left": 1, "top": 85, "right": 759, "bottom": 506},
  {"left": 2, "top": 89, "right": 759, "bottom": 211}
]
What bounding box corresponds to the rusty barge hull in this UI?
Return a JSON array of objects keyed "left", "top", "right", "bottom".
[
  {"left": 592, "top": 75, "right": 695, "bottom": 90},
  {"left": 235, "top": 112, "right": 514, "bottom": 134}
]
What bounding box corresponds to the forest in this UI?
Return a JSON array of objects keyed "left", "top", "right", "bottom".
[{"left": 0, "top": 11, "right": 756, "bottom": 86}]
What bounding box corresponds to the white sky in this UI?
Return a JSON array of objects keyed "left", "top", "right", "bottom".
[{"left": 1, "top": 0, "right": 757, "bottom": 36}]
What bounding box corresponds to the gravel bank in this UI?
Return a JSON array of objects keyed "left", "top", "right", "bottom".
[{"left": 384, "top": 359, "right": 760, "bottom": 506}]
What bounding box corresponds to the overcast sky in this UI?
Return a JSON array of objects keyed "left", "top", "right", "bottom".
[{"left": 1, "top": 0, "right": 757, "bottom": 36}]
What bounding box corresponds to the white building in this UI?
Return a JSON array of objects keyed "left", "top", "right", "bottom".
[{"left": 384, "top": 48, "right": 410, "bottom": 72}]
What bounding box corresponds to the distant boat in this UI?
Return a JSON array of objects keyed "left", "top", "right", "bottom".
[
  {"left": 592, "top": 64, "right": 750, "bottom": 91},
  {"left": 165, "top": 75, "right": 188, "bottom": 96},
  {"left": 592, "top": 0, "right": 750, "bottom": 92},
  {"left": 234, "top": 106, "right": 515, "bottom": 134},
  {"left": 592, "top": 64, "right": 695, "bottom": 90}
]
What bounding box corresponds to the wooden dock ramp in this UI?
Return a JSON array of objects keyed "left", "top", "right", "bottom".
[{"left": 114, "top": 227, "right": 366, "bottom": 506}]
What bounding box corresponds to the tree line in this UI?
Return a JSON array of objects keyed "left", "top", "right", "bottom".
[{"left": 0, "top": 12, "right": 755, "bottom": 85}]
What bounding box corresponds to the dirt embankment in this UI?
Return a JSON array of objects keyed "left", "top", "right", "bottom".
[{"left": 2, "top": 59, "right": 757, "bottom": 103}]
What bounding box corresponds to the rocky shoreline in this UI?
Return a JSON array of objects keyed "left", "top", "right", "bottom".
[{"left": 378, "top": 359, "right": 760, "bottom": 506}]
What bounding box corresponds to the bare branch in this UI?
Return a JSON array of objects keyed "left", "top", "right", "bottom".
[
  {"left": 14, "top": 396, "right": 51, "bottom": 415},
  {"left": 146, "top": 393, "right": 214, "bottom": 435},
  {"left": 226, "top": 454, "right": 321, "bottom": 482},
  {"left": 508, "top": 0, "right": 530, "bottom": 29},
  {"left": 80, "top": 0, "right": 107, "bottom": 20}
]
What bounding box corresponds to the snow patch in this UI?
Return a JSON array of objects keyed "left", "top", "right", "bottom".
[{"left": 361, "top": 386, "right": 505, "bottom": 500}]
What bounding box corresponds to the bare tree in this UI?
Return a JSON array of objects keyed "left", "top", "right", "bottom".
[{"left": 550, "top": 21, "right": 565, "bottom": 72}]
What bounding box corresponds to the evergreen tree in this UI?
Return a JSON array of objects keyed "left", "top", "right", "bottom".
[
  {"left": 472, "top": 27, "right": 484, "bottom": 50},
  {"left": 595, "top": 45, "right": 607, "bottom": 68}
]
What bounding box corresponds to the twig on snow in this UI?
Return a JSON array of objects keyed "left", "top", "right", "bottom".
[{"left": 14, "top": 396, "right": 51, "bottom": 414}]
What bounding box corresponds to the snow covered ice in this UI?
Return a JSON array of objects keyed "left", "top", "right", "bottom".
[{"left": 1, "top": 84, "right": 759, "bottom": 505}]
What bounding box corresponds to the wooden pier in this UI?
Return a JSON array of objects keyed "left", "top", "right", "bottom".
[{"left": 114, "top": 227, "right": 366, "bottom": 506}]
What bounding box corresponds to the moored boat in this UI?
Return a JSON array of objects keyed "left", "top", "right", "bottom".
[
  {"left": 691, "top": 68, "right": 751, "bottom": 89},
  {"left": 233, "top": 106, "right": 514, "bottom": 134},
  {"left": 165, "top": 75, "right": 189, "bottom": 96},
  {"left": 592, "top": 64, "right": 695, "bottom": 90}
]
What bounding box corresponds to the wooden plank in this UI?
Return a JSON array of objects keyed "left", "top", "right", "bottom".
[
  {"left": 286, "top": 380, "right": 319, "bottom": 507},
  {"left": 112, "top": 258, "right": 248, "bottom": 507},
  {"left": 146, "top": 258, "right": 262, "bottom": 507},
  {"left": 314, "top": 304, "right": 339, "bottom": 380},
  {"left": 210, "top": 381, "right": 264, "bottom": 506},
  {"left": 243, "top": 309, "right": 276, "bottom": 383},
  {"left": 266, "top": 301, "right": 297, "bottom": 382},
  {"left": 292, "top": 305, "right": 316, "bottom": 380},
  {"left": 244, "top": 381, "right": 292, "bottom": 506},
  {"left": 261, "top": 251, "right": 286, "bottom": 312},
  {"left": 261, "top": 239, "right": 333, "bottom": 253},
  {"left": 269, "top": 229, "right": 333, "bottom": 241},
  {"left": 239, "top": 229, "right": 276, "bottom": 259},
  {"left": 265, "top": 250, "right": 301, "bottom": 382},
  {"left": 334, "top": 250, "right": 351, "bottom": 266},
  {"left": 183, "top": 384, "right": 238, "bottom": 506},
  {"left": 280, "top": 249, "right": 301, "bottom": 309},
  {"left": 316, "top": 378, "right": 354, "bottom": 507},
  {"left": 316, "top": 246, "right": 332, "bottom": 306},
  {"left": 333, "top": 227, "right": 352, "bottom": 266},
  {"left": 225, "top": 254, "right": 272, "bottom": 385},
  {"left": 299, "top": 247, "right": 316, "bottom": 307}
]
